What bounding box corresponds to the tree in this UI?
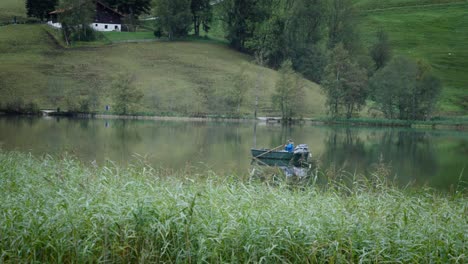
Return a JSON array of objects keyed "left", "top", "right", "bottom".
[
  {"left": 291, "top": 44, "right": 328, "bottom": 83},
  {"left": 102, "top": 0, "right": 152, "bottom": 31},
  {"left": 321, "top": 44, "right": 368, "bottom": 118},
  {"left": 220, "top": 0, "right": 269, "bottom": 51},
  {"left": 370, "top": 30, "right": 392, "bottom": 70},
  {"left": 272, "top": 60, "right": 305, "bottom": 120},
  {"left": 225, "top": 67, "right": 249, "bottom": 114},
  {"left": 112, "top": 73, "right": 144, "bottom": 115},
  {"left": 369, "top": 56, "right": 442, "bottom": 120},
  {"left": 328, "top": 0, "right": 361, "bottom": 53},
  {"left": 154, "top": 0, "right": 192, "bottom": 40},
  {"left": 284, "top": 0, "right": 327, "bottom": 51},
  {"left": 25, "top": 0, "right": 58, "bottom": 21},
  {"left": 190, "top": 0, "right": 212, "bottom": 36},
  {"left": 58, "top": 0, "right": 95, "bottom": 45}
]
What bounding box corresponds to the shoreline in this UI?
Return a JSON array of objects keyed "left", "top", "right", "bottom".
[{"left": 1, "top": 111, "right": 467, "bottom": 130}]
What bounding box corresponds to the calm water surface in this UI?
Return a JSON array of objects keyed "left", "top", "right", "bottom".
[{"left": 0, "top": 116, "right": 466, "bottom": 190}]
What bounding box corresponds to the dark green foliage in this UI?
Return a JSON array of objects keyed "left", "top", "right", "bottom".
[
  {"left": 328, "top": 0, "right": 361, "bottom": 53},
  {"left": 58, "top": 0, "right": 95, "bottom": 44},
  {"left": 246, "top": 10, "right": 287, "bottom": 68},
  {"left": 322, "top": 43, "right": 369, "bottom": 118},
  {"left": 284, "top": 0, "right": 327, "bottom": 50},
  {"left": 154, "top": 28, "right": 162, "bottom": 38},
  {"left": 291, "top": 44, "right": 328, "bottom": 83},
  {"left": 285, "top": 0, "right": 328, "bottom": 81},
  {"left": 223, "top": 0, "right": 329, "bottom": 83},
  {"left": 272, "top": 60, "right": 305, "bottom": 120},
  {"left": 190, "top": 0, "right": 212, "bottom": 36},
  {"left": 102, "top": 0, "right": 151, "bottom": 31},
  {"left": 3, "top": 98, "right": 39, "bottom": 114},
  {"left": 370, "top": 30, "right": 392, "bottom": 70},
  {"left": 102, "top": 0, "right": 151, "bottom": 17},
  {"left": 369, "top": 56, "right": 442, "bottom": 120},
  {"left": 154, "top": 0, "right": 192, "bottom": 40},
  {"left": 25, "top": 0, "right": 58, "bottom": 21},
  {"left": 112, "top": 73, "right": 144, "bottom": 114},
  {"left": 220, "top": 0, "right": 269, "bottom": 51}
]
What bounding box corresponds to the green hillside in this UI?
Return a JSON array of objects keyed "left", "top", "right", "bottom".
[
  {"left": 356, "top": 1, "right": 468, "bottom": 114},
  {"left": 1, "top": 0, "right": 467, "bottom": 116},
  {"left": 0, "top": 0, "right": 25, "bottom": 24},
  {"left": 0, "top": 25, "right": 326, "bottom": 116},
  {"left": 354, "top": 0, "right": 465, "bottom": 10}
]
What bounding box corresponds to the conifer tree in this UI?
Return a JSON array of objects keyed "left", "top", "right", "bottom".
[{"left": 25, "top": 0, "right": 58, "bottom": 21}]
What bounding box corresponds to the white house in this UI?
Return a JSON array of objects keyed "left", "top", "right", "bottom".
[{"left": 48, "top": 1, "right": 124, "bottom": 32}]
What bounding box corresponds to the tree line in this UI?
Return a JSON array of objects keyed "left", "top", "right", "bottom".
[
  {"left": 214, "top": 0, "right": 441, "bottom": 121},
  {"left": 25, "top": 0, "right": 442, "bottom": 120}
]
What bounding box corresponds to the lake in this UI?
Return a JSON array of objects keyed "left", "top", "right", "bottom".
[{"left": 0, "top": 116, "right": 466, "bottom": 190}]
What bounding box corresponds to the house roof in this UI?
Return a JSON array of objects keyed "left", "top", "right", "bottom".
[{"left": 49, "top": 1, "right": 124, "bottom": 17}]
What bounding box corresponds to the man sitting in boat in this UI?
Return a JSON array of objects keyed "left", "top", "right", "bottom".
[{"left": 284, "top": 139, "right": 294, "bottom": 153}]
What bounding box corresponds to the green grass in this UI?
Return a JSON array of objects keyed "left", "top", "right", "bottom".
[
  {"left": 0, "top": 0, "right": 26, "bottom": 24},
  {"left": 102, "top": 31, "right": 156, "bottom": 42},
  {"left": 354, "top": 0, "right": 466, "bottom": 9},
  {"left": 0, "top": 24, "right": 326, "bottom": 117},
  {"left": 357, "top": 1, "right": 468, "bottom": 114},
  {"left": 0, "top": 151, "right": 466, "bottom": 262}
]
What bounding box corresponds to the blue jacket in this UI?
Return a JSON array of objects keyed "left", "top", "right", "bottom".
[{"left": 285, "top": 143, "right": 294, "bottom": 153}]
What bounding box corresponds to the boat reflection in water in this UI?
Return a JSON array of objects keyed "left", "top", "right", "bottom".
[{"left": 250, "top": 157, "right": 317, "bottom": 184}]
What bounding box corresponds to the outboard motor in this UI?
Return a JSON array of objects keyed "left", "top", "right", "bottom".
[
  {"left": 293, "top": 144, "right": 311, "bottom": 162},
  {"left": 293, "top": 144, "right": 309, "bottom": 154}
]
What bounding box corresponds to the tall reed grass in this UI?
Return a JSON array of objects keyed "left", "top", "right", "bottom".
[{"left": 0, "top": 151, "right": 466, "bottom": 263}]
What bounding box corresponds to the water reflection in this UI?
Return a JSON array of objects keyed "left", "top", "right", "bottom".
[
  {"left": 319, "top": 127, "right": 442, "bottom": 187},
  {"left": 250, "top": 158, "right": 316, "bottom": 184},
  {"left": 0, "top": 116, "right": 466, "bottom": 190}
]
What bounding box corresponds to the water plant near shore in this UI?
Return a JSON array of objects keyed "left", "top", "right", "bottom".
[{"left": 0, "top": 151, "right": 466, "bottom": 263}]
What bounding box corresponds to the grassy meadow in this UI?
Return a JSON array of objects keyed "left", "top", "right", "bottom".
[
  {"left": 0, "top": 151, "right": 466, "bottom": 262},
  {"left": 0, "top": 24, "right": 326, "bottom": 117},
  {"left": 354, "top": 0, "right": 466, "bottom": 9},
  {"left": 0, "top": 0, "right": 25, "bottom": 24},
  {"left": 357, "top": 1, "right": 468, "bottom": 114}
]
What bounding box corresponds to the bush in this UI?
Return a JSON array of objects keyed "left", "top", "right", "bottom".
[
  {"left": 3, "top": 99, "right": 40, "bottom": 114},
  {"left": 24, "top": 102, "right": 39, "bottom": 113},
  {"left": 5, "top": 98, "right": 25, "bottom": 113},
  {"left": 369, "top": 56, "right": 442, "bottom": 120},
  {"left": 70, "top": 25, "right": 97, "bottom": 42},
  {"left": 154, "top": 28, "right": 162, "bottom": 38}
]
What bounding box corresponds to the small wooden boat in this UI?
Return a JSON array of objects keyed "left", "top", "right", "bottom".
[{"left": 251, "top": 144, "right": 310, "bottom": 164}]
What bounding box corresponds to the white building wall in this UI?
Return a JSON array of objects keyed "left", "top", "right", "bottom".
[
  {"left": 91, "top": 23, "right": 121, "bottom": 32},
  {"left": 47, "top": 22, "right": 121, "bottom": 32},
  {"left": 47, "top": 21, "right": 62, "bottom": 29}
]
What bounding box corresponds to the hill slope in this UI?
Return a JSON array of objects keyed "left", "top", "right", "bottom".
[
  {"left": 0, "top": 25, "right": 326, "bottom": 116},
  {"left": 357, "top": 1, "right": 468, "bottom": 114},
  {"left": 1, "top": 0, "right": 466, "bottom": 115},
  {"left": 0, "top": 0, "right": 25, "bottom": 24}
]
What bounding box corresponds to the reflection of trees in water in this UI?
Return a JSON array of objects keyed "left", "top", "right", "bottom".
[
  {"left": 3, "top": 116, "right": 40, "bottom": 128},
  {"left": 114, "top": 120, "right": 143, "bottom": 143},
  {"left": 321, "top": 128, "right": 367, "bottom": 173},
  {"left": 261, "top": 124, "right": 296, "bottom": 149},
  {"left": 320, "top": 128, "right": 438, "bottom": 185},
  {"left": 375, "top": 130, "right": 438, "bottom": 184},
  {"left": 111, "top": 120, "right": 143, "bottom": 162},
  {"left": 455, "top": 140, "right": 468, "bottom": 157}
]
